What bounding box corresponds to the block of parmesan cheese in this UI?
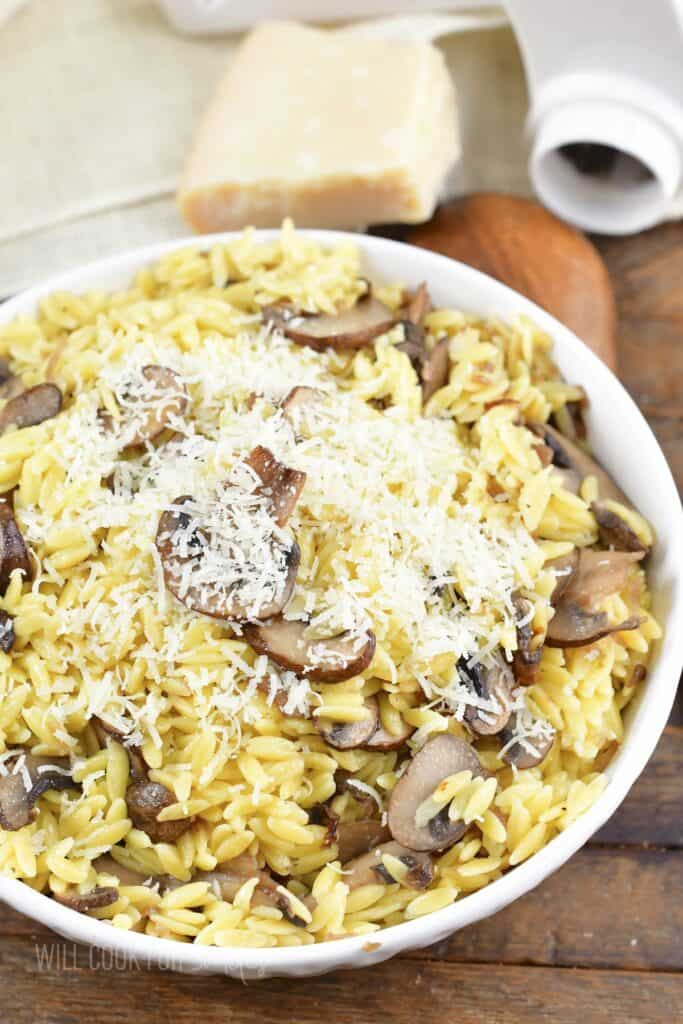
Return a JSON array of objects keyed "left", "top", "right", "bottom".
[{"left": 178, "top": 21, "right": 459, "bottom": 232}]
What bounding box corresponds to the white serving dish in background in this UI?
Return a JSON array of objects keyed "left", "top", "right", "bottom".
[{"left": 0, "top": 231, "right": 681, "bottom": 978}]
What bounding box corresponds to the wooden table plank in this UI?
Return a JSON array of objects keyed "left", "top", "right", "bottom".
[
  {"left": 414, "top": 846, "right": 683, "bottom": 971},
  {"left": 595, "top": 223, "right": 683, "bottom": 322},
  {"left": 1, "top": 943, "right": 680, "bottom": 1024},
  {"left": 596, "top": 727, "right": 683, "bottom": 846}
]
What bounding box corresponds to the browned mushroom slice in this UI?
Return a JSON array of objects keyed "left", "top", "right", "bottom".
[
  {"left": 155, "top": 496, "right": 299, "bottom": 622},
  {"left": 405, "top": 282, "right": 432, "bottom": 327},
  {"left": 243, "top": 617, "right": 376, "bottom": 684},
  {"left": 0, "top": 754, "right": 78, "bottom": 831},
  {"left": 264, "top": 295, "right": 397, "bottom": 352},
  {"left": 394, "top": 283, "right": 449, "bottom": 403},
  {"left": 388, "top": 734, "right": 484, "bottom": 852},
  {"left": 362, "top": 714, "right": 414, "bottom": 752},
  {"left": 54, "top": 886, "right": 119, "bottom": 913},
  {"left": 280, "top": 386, "right": 323, "bottom": 426},
  {"left": 533, "top": 440, "right": 554, "bottom": 468},
  {"left": 592, "top": 503, "right": 648, "bottom": 554},
  {"left": 395, "top": 283, "right": 430, "bottom": 368},
  {"left": 458, "top": 657, "right": 512, "bottom": 735},
  {"left": 545, "top": 423, "right": 627, "bottom": 501},
  {"left": 0, "top": 492, "right": 32, "bottom": 595},
  {"left": 309, "top": 801, "right": 339, "bottom": 846},
  {"left": 91, "top": 716, "right": 147, "bottom": 781},
  {"left": 343, "top": 841, "right": 434, "bottom": 891},
  {"left": 195, "top": 854, "right": 311, "bottom": 926},
  {"left": 534, "top": 423, "right": 648, "bottom": 553},
  {"left": 547, "top": 549, "right": 580, "bottom": 603},
  {"left": 547, "top": 549, "right": 644, "bottom": 648},
  {"left": 92, "top": 855, "right": 151, "bottom": 887},
  {"left": 0, "top": 383, "right": 62, "bottom": 435},
  {"left": 0, "top": 609, "right": 15, "bottom": 654},
  {"left": 335, "top": 772, "right": 382, "bottom": 818},
  {"left": 0, "top": 360, "right": 23, "bottom": 401},
  {"left": 551, "top": 395, "right": 588, "bottom": 443},
  {"left": 103, "top": 365, "right": 189, "bottom": 450},
  {"left": 547, "top": 605, "right": 642, "bottom": 648},
  {"left": 316, "top": 697, "right": 379, "bottom": 750},
  {"left": 336, "top": 820, "right": 390, "bottom": 863},
  {"left": 512, "top": 595, "right": 543, "bottom": 686},
  {"left": 559, "top": 549, "right": 643, "bottom": 606},
  {"left": 125, "top": 780, "right": 192, "bottom": 844},
  {"left": 244, "top": 446, "right": 306, "bottom": 527},
  {"left": 420, "top": 337, "right": 450, "bottom": 404},
  {"left": 499, "top": 712, "right": 555, "bottom": 769}
]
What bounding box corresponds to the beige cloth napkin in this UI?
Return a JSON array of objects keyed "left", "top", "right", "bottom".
[{"left": 0, "top": 0, "right": 530, "bottom": 296}]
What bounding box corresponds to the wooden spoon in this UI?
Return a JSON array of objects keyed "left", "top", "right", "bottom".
[{"left": 382, "top": 194, "right": 617, "bottom": 371}]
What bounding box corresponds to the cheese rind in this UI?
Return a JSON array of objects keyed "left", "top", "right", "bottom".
[{"left": 178, "top": 21, "right": 459, "bottom": 231}]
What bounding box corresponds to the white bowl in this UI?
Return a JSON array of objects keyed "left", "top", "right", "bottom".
[{"left": 1, "top": 231, "right": 681, "bottom": 978}]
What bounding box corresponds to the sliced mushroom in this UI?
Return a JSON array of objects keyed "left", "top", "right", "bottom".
[
  {"left": 420, "top": 337, "right": 450, "bottom": 404},
  {"left": 0, "top": 360, "right": 23, "bottom": 401},
  {"left": 387, "top": 734, "right": 484, "bottom": 852},
  {"left": 592, "top": 504, "right": 648, "bottom": 554},
  {"left": 547, "top": 549, "right": 644, "bottom": 648},
  {"left": 512, "top": 595, "right": 543, "bottom": 686},
  {"left": 0, "top": 609, "right": 15, "bottom": 653},
  {"left": 264, "top": 295, "right": 397, "bottom": 352},
  {"left": 195, "top": 854, "right": 310, "bottom": 926},
  {"left": 335, "top": 772, "right": 382, "bottom": 818},
  {"left": 342, "top": 841, "right": 434, "bottom": 891},
  {"left": 458, "top": 657, "right": 513, "bottom": 735},
  {"left": 395, "top": 323, "right": 425, "bottom": 372},
  {"left": 0, "top": 492, "right": 32, "bottom": 594},
  {"left": 336, "top": 820, "right": 390, "bottom": 863},
  {"left": 405, "top": 282, "right": 432, "bottom": 327},
  {"left": 547, "top": 549, "right": 580, "bottom": 603},
  {"left": 0, "top": 754, "right": 78, "bottom": 832},
  {"left": 393, "top": 283, "right": 449, "bottom": 403},
  {"left": 395, "top": 283, "right": 430, "bottom": 369},
  {"left": 243, "top": 616, "right": 376, "bottom": 684},
  {"left": 316, "top": 697, "right": 379, "bottom": 750},
  {"left": 125, "top": 780, "right": 192, "bottom": 844},
  {"left": 0, "top": 383, "right": 62, "bottom": 435},
  {"left": 533, "top": 440, "right": 554, "bottom": 468},
  {"left": 54, "top": 886, "right": 119, "bottom": 912},
  {"left": 156, "top": 495, "right": 300, "bottom": 622},
  {"left": 92, "top": 855, "right": 151, "bottom": 887},
  {"left": 280, "top": 386, "right": 323, "bottom": 428},
  {"left": 244, "top": 446, "right": 306, "bottom": 527},
  {"left": 552, "top": 396, "right": 587, "bottom": 443},
  {"left": 593, "top": 739, "right": 620, "bottom": 773},
  {"left": 499, "top": 711, "right": 555, "bottom": 769},
  {"left": 362, "top": 713, "right": 414, "bottom": 752},
  {"left": 308, "top": 802, "right": 339, "bottom": 846},
  {"left": 91, "top": 716, "right": 147, "bottom": 781},
  {"left": 101, "top": 365, "right": 188, "bottom": 450},
  {"left": 533, "top": 422, "right": 648, "bottom": 553}
]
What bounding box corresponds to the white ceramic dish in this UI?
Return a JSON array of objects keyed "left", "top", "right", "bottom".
[{"left": 0, "top": 231, "right": 681, "bottom": 979}]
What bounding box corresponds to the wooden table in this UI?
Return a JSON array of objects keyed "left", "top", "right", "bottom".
[{"left": 1, "top": 222, "right": 682, "bottom": 1024}]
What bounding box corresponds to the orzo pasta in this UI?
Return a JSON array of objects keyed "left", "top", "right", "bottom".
[{"left": 0, "top": 224, "right": 659, "bottom": 946}]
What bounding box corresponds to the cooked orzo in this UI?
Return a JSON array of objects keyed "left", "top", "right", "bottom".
[{"left": 0, "top": 223, "right": 659, "bottom": 947}]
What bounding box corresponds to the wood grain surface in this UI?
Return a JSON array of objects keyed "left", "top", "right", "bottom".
[{"left": 1, "top": 219, "right": 682, "bottom": 1023}]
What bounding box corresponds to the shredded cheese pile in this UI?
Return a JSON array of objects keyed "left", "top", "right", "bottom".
[{"left": 11, "top": 317, "right": 544, "bottom": 757}]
